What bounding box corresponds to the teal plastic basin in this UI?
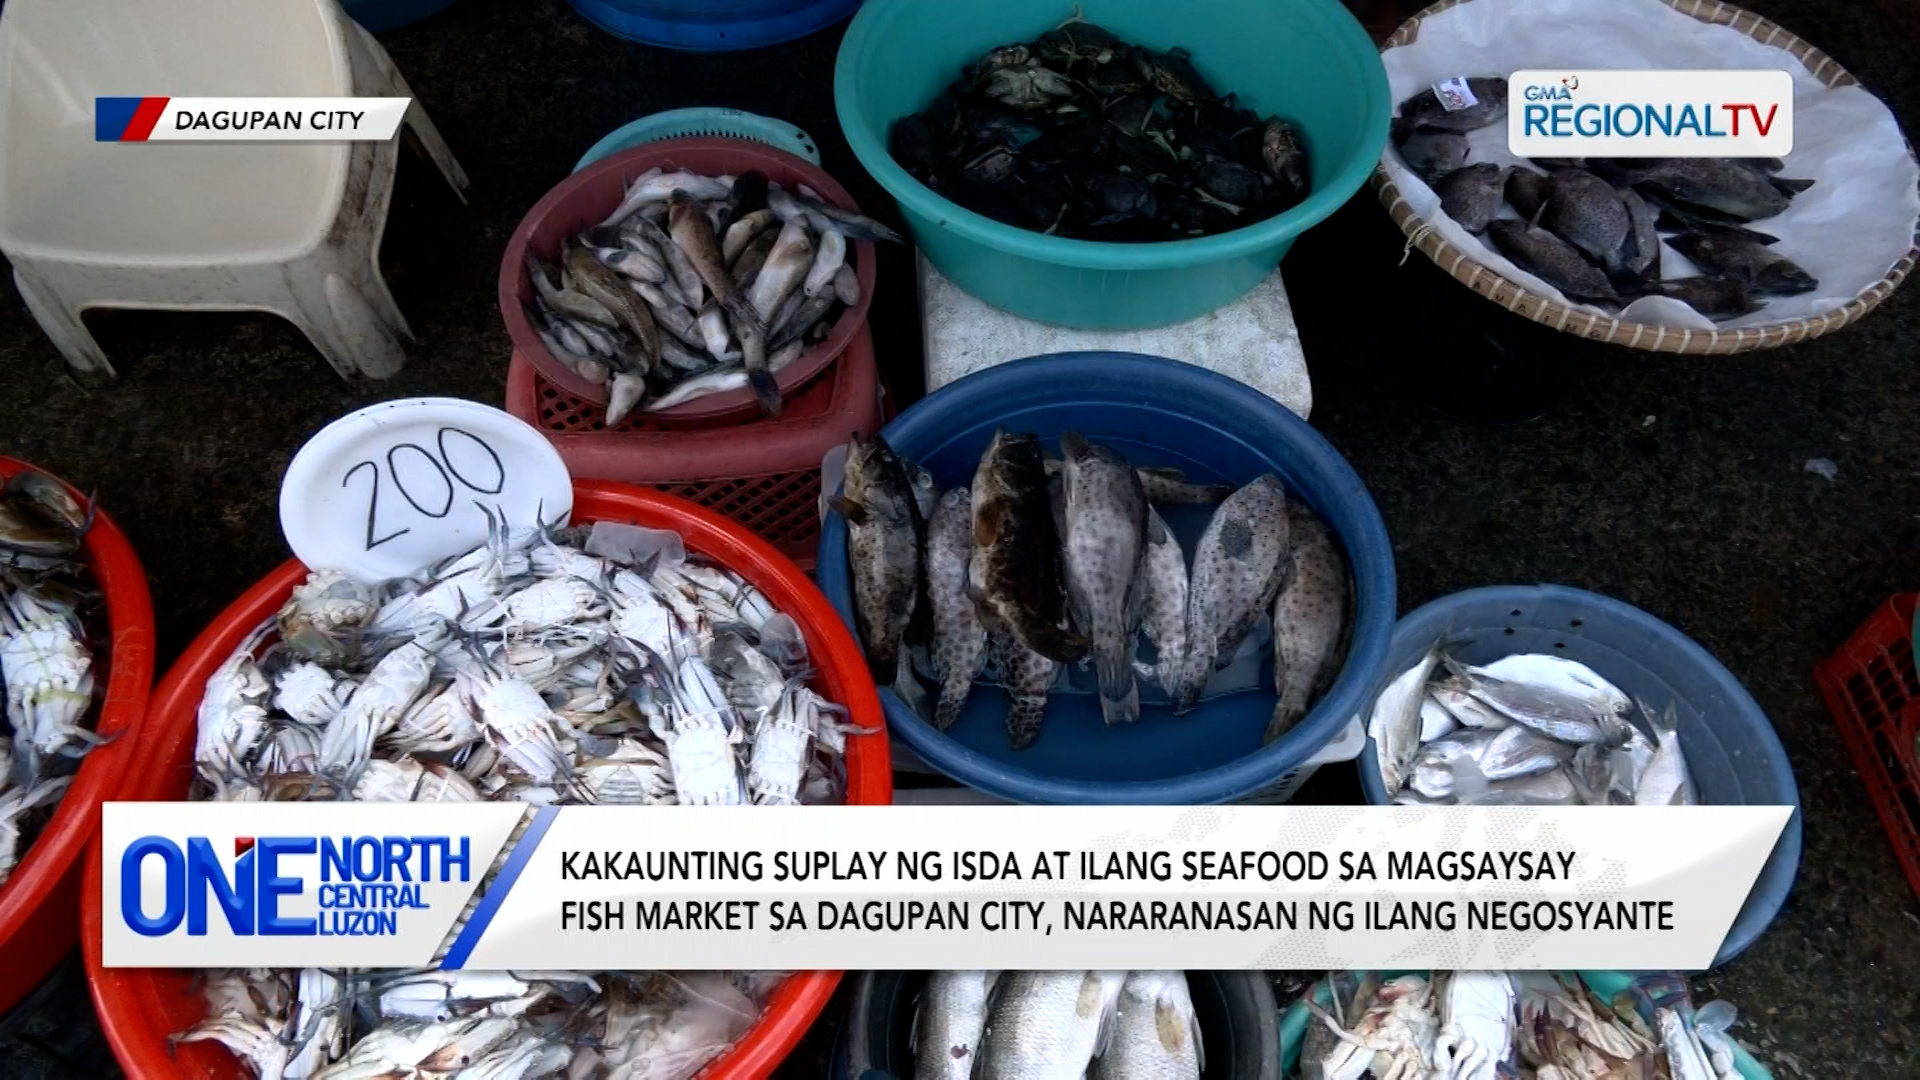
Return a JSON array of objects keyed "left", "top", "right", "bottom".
[{"left": 834, "top": 0, "right": 1390, "bottom": 329}]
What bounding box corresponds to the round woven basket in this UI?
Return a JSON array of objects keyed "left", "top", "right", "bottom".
[{"left": 1376, "top": 0, "right": 1920, "bottom": 354}]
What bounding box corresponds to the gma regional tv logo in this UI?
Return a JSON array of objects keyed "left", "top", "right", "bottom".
[
  {"left": 118, "top": 833, "right": 471, "bottom": 938},
  {"left": 1509, "top": 69, "right": 1793, "bottom": 157}
]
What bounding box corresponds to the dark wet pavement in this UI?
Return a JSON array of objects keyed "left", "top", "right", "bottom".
[{"left": 0, "top": 0, "right": 1915, "bottom": 1075}]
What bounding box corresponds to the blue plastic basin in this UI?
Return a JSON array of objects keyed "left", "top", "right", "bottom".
[
  {"left": 1355, "top": 585, "right": 1802, "bottom": 967},
  {"left": 343, "top": 0, "right": 460, "bottom": 32},
  {"left": 816, "top": 352, "right": 1396, "bottom": 805},
  {"left": 567, "top": 0, "right": 862, "bottom": 50}
]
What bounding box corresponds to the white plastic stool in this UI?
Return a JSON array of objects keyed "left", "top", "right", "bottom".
[{"left": 0, "top": 0, "right": 469, "bottom": 380}]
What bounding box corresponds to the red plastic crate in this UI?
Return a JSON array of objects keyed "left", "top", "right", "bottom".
[
  {"left": 1812, "top": 594, "right": 1920, "bottom": 899},
  {"left": 504, "top": 327, "right": 883, "bottom": 570}
]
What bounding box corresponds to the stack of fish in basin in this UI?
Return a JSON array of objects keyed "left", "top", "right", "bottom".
[
  {"left": 836, "top": 430, "right": 1354, "bottom": 752},
  {"left": 1391, "top": 77, "right": 1820, "bottom": 321},
  {"left": 1285, "top": 970, "right": 1772, "bottom": 1080},
  {"left": 1355, "top": 585, "right": 1799, "bottom": 966},
  {"left": 0, "top": 470, "right": 103, "bottom": 885},
  {"left": 521, "top": 165, "right": 897, "bottom": 422},
  {"left": 1369, "top": 648, "right": 1694, "bottom": 808},
  {"left": 914, "top": 970, "right": 1210, "bottom": 1079},
  {"left": 818, "top": 352, "right": 1396, "bottom": 804},
  {"left": 178, "top": 520, "right": 862, "bottom": 1080}
]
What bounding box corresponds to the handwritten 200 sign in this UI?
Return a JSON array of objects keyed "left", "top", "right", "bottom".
[{"left": 278, "top": 399, "right": 573, "bottom": 584}]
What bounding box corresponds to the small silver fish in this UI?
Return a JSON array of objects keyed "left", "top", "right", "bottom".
[
  {"left": 1443, "top": 655, "right": 1636, "bottom": 747},
  {"left": 915, "top": 970, "right": 999, "bottom": 1080},
  {"left": 976, "top": 970, "right": 1126, "bottom": 1080},
  {"left": 1478, "top": 723, "right": 1578, "bottom": 781},
  {"left": 1091, "top": 971, "right": 1201, "bottom": 1080},
  {"left": 1371, "top": 645, "right": 1442, "bottom": 797},
  {"left": 1635, "top": 704, "right": 1696, "bottom": 806}
]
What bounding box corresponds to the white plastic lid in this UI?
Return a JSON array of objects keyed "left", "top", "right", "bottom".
[{"left": 279, "top": 398, "right": 572, "bottom": 584}]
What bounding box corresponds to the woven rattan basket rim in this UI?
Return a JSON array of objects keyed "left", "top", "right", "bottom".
[{"left": 1375, "top": 0, "right": 1919, "bottom": 354}]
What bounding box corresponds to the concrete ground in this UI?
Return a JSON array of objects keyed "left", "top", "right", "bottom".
[{"left": 0, "top": 0, "right": 1915, "bottom": 1075}]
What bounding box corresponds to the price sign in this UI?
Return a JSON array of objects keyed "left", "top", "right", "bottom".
[{"left": 279, "top": 398, "right": 572, "bottom": 584}]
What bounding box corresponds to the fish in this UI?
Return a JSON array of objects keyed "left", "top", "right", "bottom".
[
  {"left": 1471, "top": 768, "right": 1579, "bottom": 806},
  {"left": 1668, "top": 232, "right": 1818, "bottom": 296},
  {"left": 1261, "top": 118, "right": 1309, "bottom": 203},
  {"left": 989, "top": 621, "right": 1058, "bottom": 750},
  {"left": 1478, "top": 722, "right": 1579, "bottom": 780},
  {"left": 969, "top": 430, "right": 1089, "bottom": 665},
  {"left": 525, "top": 253, "right": 618, "bottom": 327},
  {"left": 639, "top": 341, "right": 803, "bottom": 411},
  {"left": 1487, "top": 217, "right": 1623, "bottom": 306},
  {"left": 1057, "top": 432, "right": 1149, "bottom": 725},
  {"left": 668, "top": 194, "right": 763, "bottom": 343},
  {"left": 1654, "top": 209, "right": 1779, "bottom": 246},
  {"left": 561, "top": 241, "right": 660, "bottom": 369},
  {"left": 1438, "top": 970, "right": 1515, "bottom": 1080},
  {"left": 1435, "top": 163, "right": 1508, "bottom": 234},
  {"left": 720, "top": 169, "right": 768, "bottom": 235},
  {"left": 833, "top": 263, "right": 861, "bottom": 306},
  {"left": 976, "top": 971, "right": 1127, "bottom": 1080},
  {"left": 1134, "top": 467, "right": 1231, "bottom": 505},
  {"left": 1408, "top": 731, "right": 1494, "bottom": 800},
  {"left": 1648, "top": 275, "right": 1767, "bottom": 320},
  {"left": 831, "top": 436, "right": 924, "bottom": 685},
  {"left": 1266, "top": 502, "right": 1350, "bottom": 742},
  {"left": 1617, "top": 186, "right": 1662, "bottom": 280},
  {"left": 590, "top": 243, "right": 667, "bottom": 284},
  {"left": 1171, "top": 475, "right": 1291, "bottom": 711},
  {"left": 1633, "top": 158, "right": 1794, "bottom": 220},
  {"left": 597, "top": 170, "right": 733, "bottom": 228},
  {"left": 767, "top": 187, "right": 903, "bottom": 245},
  {"left": 803, "top": 228, "right": 848, "bottom": 299},
  {"left": 633, "top": 217, "right": 710, "bottom": 315},
  {"left": 606, "top": 372, "right": 647, "bottom": 425},
  {"left": 670, "top": 194, "right": 774, "bottom": 413},
  {"left": 1544, "top": 168, "right": 1631, "bottom": 269},
  {"left": 1419, "top": 697, "right": 1459, "bottom": 743},
  {"left": 1369, "top": 645, "right": 1442, "bottom": 797},
  {"left": 1397, "top": 77, "right": 1508, "bottom": 133},
  {"left": 925, "top": 488, "right": 987, "bottom": 731},
  {"left": 915, "top": 971, "right": 1000, "bottom": 1080},
  {"left": 1441, "top": 655, "right": 1637, "bottom": 747},
  {"left": 1133, "top": 507, "right": 1192, "bottom": 704},
  {"left": 1091, "top": 971, "right": 1201, "bottom": 1080},
  {"left": 722, "top": 208, "right": 778, "bottom": 263},
  {"left": 1504, "top": 167, "right": 1551, "bottom": 221},
  {"left": 1635, "top": 704, "right": 1696, "bottom": 806},
  {"left": 1393, "top": 119, "right": 1471, "bottom": 184}
]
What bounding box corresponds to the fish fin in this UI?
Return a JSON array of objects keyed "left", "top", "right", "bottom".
[
  {"left": 1004, "top": 691, "right": 1045, "bottom": 750},
  {"left": 1218, "top": 518, "right": 1255, "bottom": 559},
  {"left": 865, "top": 637, "right": 900, "bottom": 687},
  {"left": 748, "top": 368, "right": 783, "bottom": 417},
  {"left": 830, "top": 496, "right": 867, "bottom": 525},
  {"left": 1059, "top": 430, "right": 1090, "bottom": 458},
  {"left": 1025, "top": 622, "right": 1091, "bottom": 664}
]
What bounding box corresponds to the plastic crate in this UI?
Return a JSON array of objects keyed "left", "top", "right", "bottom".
[
  {"left": 503, "top": 328, "right": 882, "bottom": 571},
  {"left": 1813, "top": 594, "right": 1920, "bottom": 900}
]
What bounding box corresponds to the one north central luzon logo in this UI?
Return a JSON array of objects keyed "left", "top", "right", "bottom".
[
  {"left": 119, "top": 835, "right": 470, "bottom": 938},
  {"left": 1520, "top": 77, "right": 1781, "bottom": 140}
]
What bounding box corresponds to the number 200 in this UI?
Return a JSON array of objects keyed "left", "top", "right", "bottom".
[{"left": 341, "top": 427, "right": 505, "bottom": 551}]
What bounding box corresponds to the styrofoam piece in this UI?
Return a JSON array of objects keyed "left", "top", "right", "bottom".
[
  {"left": 0, "top": 1, "right": 468, "bottom": 380},
  {"left": 918, "top": 252, "right": 1313, "bottom": 419}
]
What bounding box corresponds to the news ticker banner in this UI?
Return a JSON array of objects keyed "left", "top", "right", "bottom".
[
  {"left": 101, "top": 803, "right": 1789, "bottom": 972},
  {"left": 95, "top": 98, "right": 410, "bottom": 142}
]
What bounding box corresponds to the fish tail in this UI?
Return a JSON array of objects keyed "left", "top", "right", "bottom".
[
  {"left": 1099, "top": 679, "right": 1141, "bottom": 726},
  {"left": 866, "top": 638, "right": 900, "bottom": 687},
  {"left": 1094, "top": 636, "right": 1133, "bottom": 704},
  {"left": 1004, "top": 693, "right": 1046, "bottom": 750},
  {"left": 933, "top": 659, "right": 975, "bottom": 732},
  {"left": 1264, "top": 685, "right": 1309, "bottom": 744},
  {"left": 747, "top": 368, "right": 783, "bottom": 417}
]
